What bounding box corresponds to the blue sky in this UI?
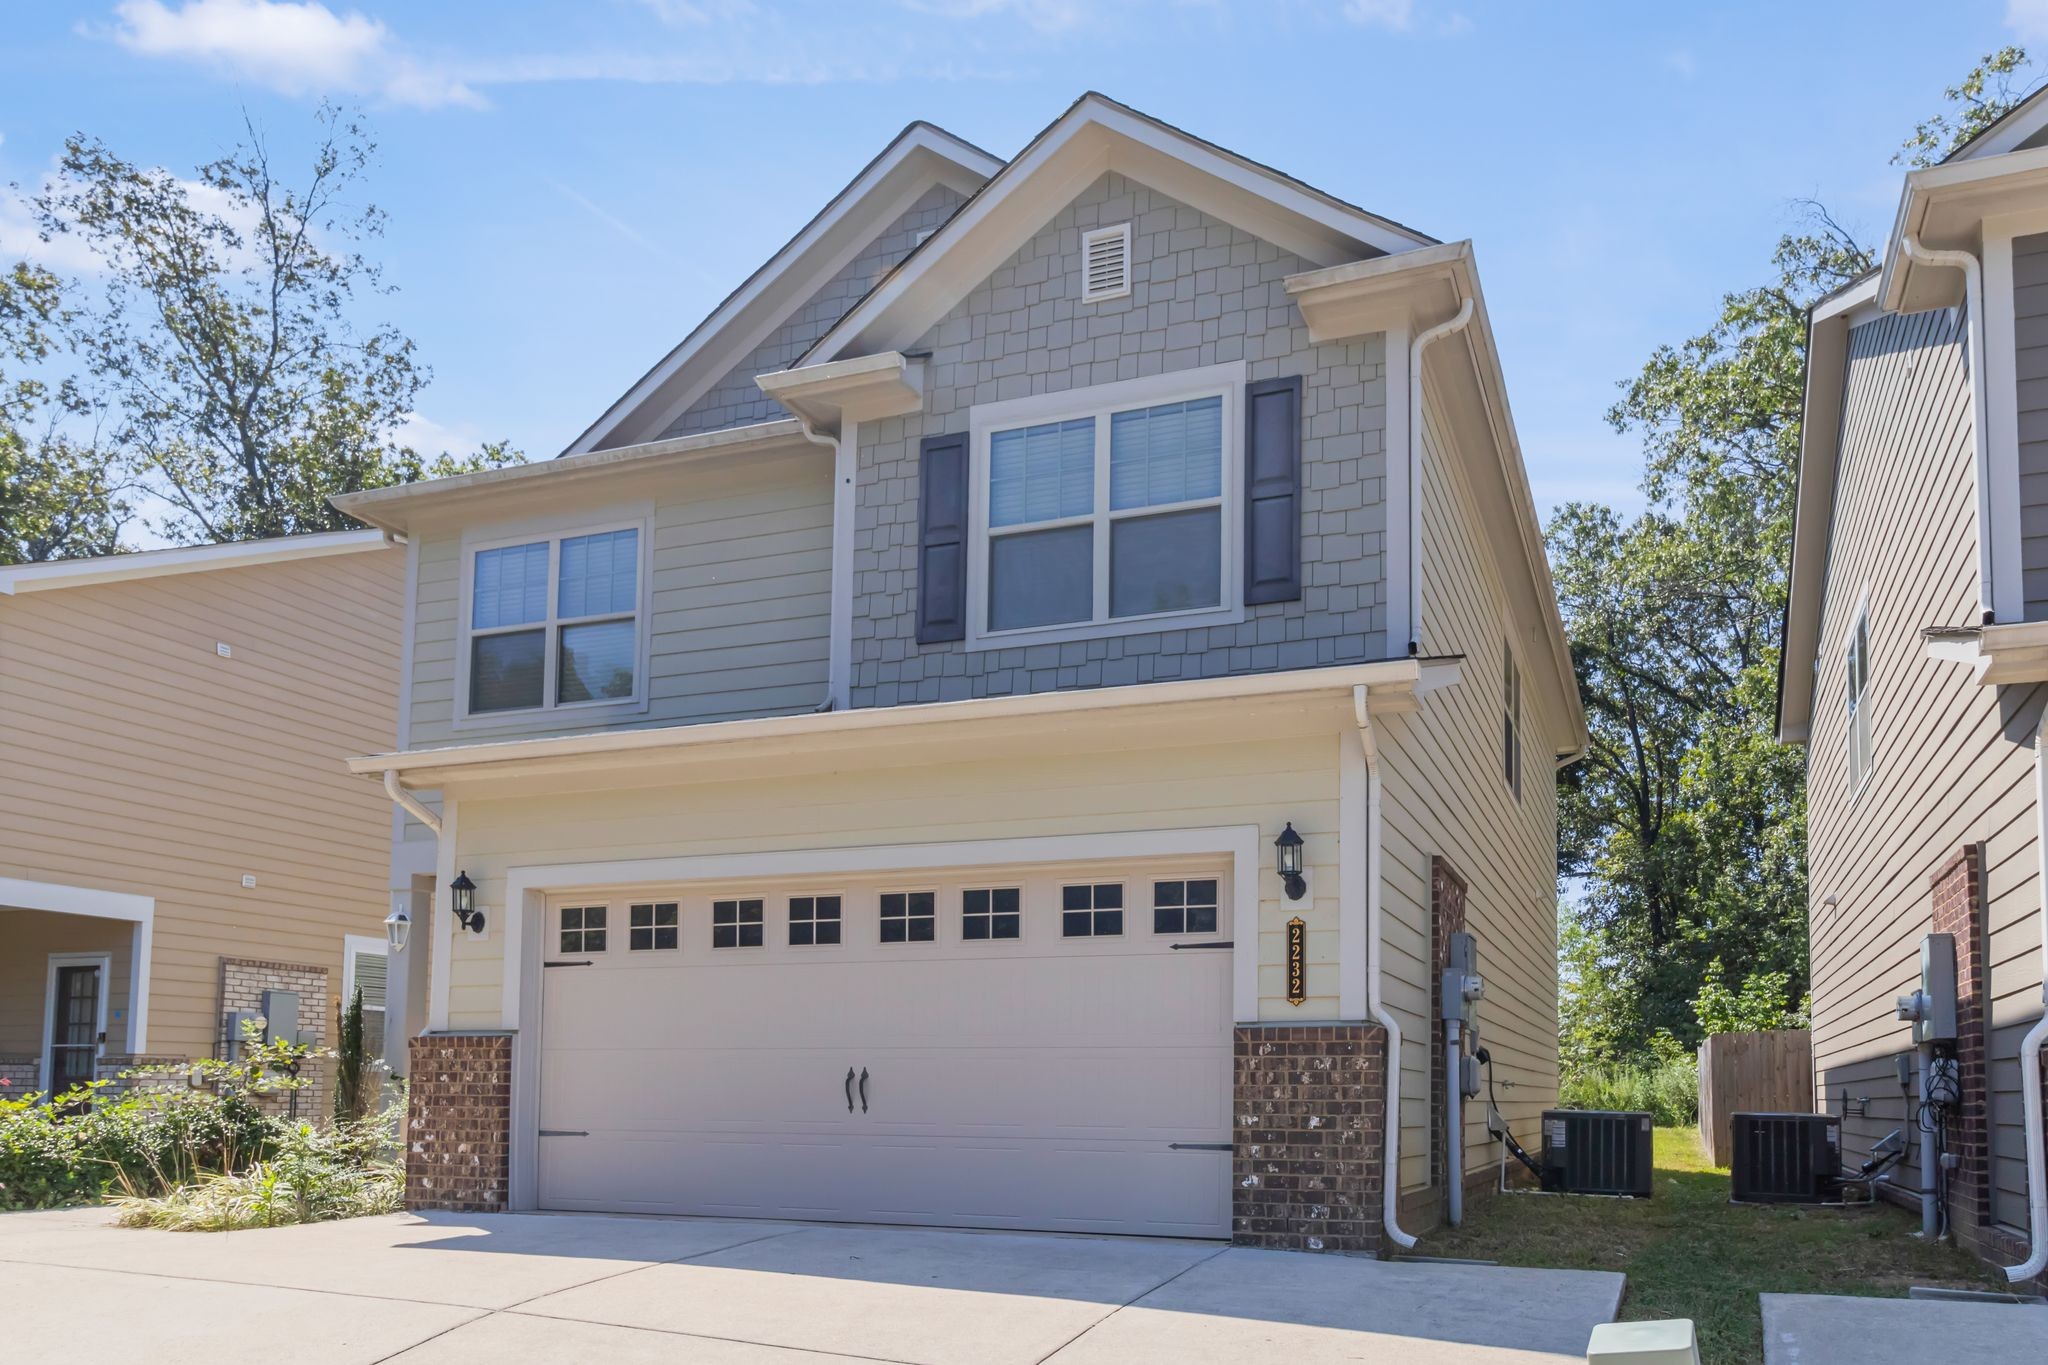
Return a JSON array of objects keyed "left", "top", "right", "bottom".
[{"left": 4, "top": 1, "right": 2044, "bottom": 534}]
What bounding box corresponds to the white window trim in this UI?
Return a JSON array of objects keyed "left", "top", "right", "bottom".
[
  {"left": 786, "top": 890, "right": 848, "bottom": 947},
  {"left": 40, "top": 951, "right": 112, "bottom": 1097},
  {"left": 340, "top": 933, "right": 388, "bottom": 1061},
  {"left": 965, "top": 361, "right": 1247, "bottom": 651},
  {"left": 877, "top": 888, "right": 941, "bottom": 946},
  {"left": 454, "top": 514, "right": 654, "bottom": 729},
  {"left": 1, "top": 876, "right": 152, "bottom": 1058},
  {"left": 1081, "top": 222, "right": 1132, "bottom": 303},
  {"left": 1845, "top": 598, "right": 1873, "bottom": 801}
]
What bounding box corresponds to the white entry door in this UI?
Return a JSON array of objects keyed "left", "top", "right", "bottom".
[{"left": 536, "top": 865, "right": 1234, "bottom": 1237}]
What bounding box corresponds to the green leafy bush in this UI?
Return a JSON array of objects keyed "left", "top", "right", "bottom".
[
  {"left": 111, "top": 1107, "right": 403, "bottom": 1231},
  {"left": 1561, "top": 1054, "right": 1700, "bottom": 1127}
]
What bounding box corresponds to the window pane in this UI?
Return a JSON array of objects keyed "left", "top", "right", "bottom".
[
  {"left": 1111, "top": 507, "right": 1221, "bottom": 618},
  {"left": 989, "top": 524, "right": 1092, "bottom": 631},
  {"left": 471, "top": 629, "right": 545, "bottom": 712},
  {"left": 472, "top": 542, "right": 548, "bottom": 629},
  {"left": 1110, "top": 396, "right": 1223, "bottom": 510},
  {"left": 583, "top": 929, "right": 606, "bottom": 952},
  {"left": 559, "top": 529, "right": 639, "bottom": 619},
  {"left": 990, "top": 418, "right": 1094, "bottom": 527},
  {"left": 560, "top": 620, "right": 636, "bottom": 703}
]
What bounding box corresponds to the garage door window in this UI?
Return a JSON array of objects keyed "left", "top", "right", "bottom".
[
  {"left": 1151, "top": 879, "right": 1218, "bottom": 934},
  {"left": 789, "top": 895, "right": 842, "bottom": 947},
  {"left": 1061, "top": 883, "right": 1123, "bottom": 937},
  {"left": 879, "top": 891, "right": 936, "bottom": 944},
  {"left": 559, "top": 905, "right": 606, "bottom": 954},
  {"left": 961, "top": 887, "right": 1021, "bottom": 940},
  {"left": 711, "top": 898, "right": 763, "bottom": 949},
  {"left": 629, "top": 902, "right": 678, "bottom": 951}
]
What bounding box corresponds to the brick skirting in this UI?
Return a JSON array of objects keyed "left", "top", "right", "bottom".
[
  {"left": 1233, "top": 1023, "right": 1386, "bottom": 1253},
  {"left": 405, "top": 1033, "right": 512, "bottom": 1213}
]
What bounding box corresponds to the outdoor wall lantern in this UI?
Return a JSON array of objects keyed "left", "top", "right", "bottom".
[
  {"left": 384, "top": 907, "right": 411, "bottom": 953},
  {"left": 450, "top": 871, "right": 485, "bottom": 935},
  {"left": 1274, "top": 823, "right": 1307, "bottom": 902}
]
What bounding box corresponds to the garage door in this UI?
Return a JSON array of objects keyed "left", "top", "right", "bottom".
[{"left": 537, "top": 863, "right": 1233, "bottom": 1237}]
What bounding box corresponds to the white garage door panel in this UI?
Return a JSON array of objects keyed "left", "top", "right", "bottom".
[{"left": 537, "top": 881, "right": 1233, "bottom": 1236}]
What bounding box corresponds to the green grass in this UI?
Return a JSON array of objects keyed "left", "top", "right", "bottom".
[{"left": 1418, "top": 1127, "right": 2007, "bottom": 1365}]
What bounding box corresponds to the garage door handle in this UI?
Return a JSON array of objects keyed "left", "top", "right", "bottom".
[
  {"left": 845, "top": 1066, "right": 856, "bottom": 1113},
  {"left": 858, "top": 1067, "right": 869, "bottom": 1113}
]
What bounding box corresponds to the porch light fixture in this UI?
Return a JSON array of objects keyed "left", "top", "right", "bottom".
[
  {"left": 450, "top": 871, "right": 485, "bottom": 935},
  {"left": 1274, "top": 823, "right": 1307, "bottom": 901},
  {"left": 384, "top": 907, "right": 411, "bottom": 953}
]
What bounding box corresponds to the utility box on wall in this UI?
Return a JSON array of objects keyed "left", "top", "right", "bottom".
[
  {"left": 1896, "top": 933, "right": 1957, "bottom": 1046},
  {"left": 261, "top": 990, "right": 303, "bottom": 1046}
]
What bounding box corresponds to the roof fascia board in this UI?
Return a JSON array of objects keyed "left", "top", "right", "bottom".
[
  {"left": 0, "top": 528, "right": 389, "bottom": 596},
  {"left": 330, "top": 419, "right": 813, "bottom": 535},
  {"left": 1945, "top": 85, "right": 2048, "bottom": 163},
  {"left": 564, "top": 124, "right": 1001, "bottom": 456},
  {"left": 1881, "top": 146, "right": 2048, "bottom": 311},
  {"left": 806, "top": 95, "right": 1435, "bottom": 365}
]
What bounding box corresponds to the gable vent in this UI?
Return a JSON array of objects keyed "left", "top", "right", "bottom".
[{"left": 1082, "top": 223, "right": 1132, "bottom": 303}]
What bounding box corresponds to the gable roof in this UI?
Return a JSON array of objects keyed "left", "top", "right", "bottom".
[
  {"left": 564, "top": 121, "right": 1002, "bottom": 456},
  {"left": 0, "top": 529, "right": 391, "bottom": 596},
  {"left": 801, "top": 92, "right": 1438, "bottom": 365},
  {"left": 1939, "top": 80, "right": 2048, "bottom": 164}
]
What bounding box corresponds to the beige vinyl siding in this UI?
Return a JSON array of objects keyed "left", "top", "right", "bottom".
[
  {"left": 2014, "top": 231, "right": 2048, "bottom": 619},
  {"left": 406, "top": 450, "right": 834, "bottom": 748},
  {"left": 436, "top": 734, "right": 1342, "bottom": 1028},
  {"left": 0, "top": 549, "right": 403, "bottom": 1065},
  {"left": 1808, "top": 303, "right": 2045, "bottom": 1235},
  {"left": 1376, "top": 380, "right": 1562, "bottom": 1202}
]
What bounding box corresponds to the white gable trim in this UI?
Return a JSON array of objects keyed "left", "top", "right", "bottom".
[
  {"left": 566, "top": 123, "right": 1000, "bottom": 455},
  {"left": 0, "top": 530, "right": 388, "bottom": 595},
  {"left": 1946, "top": 84, "right": 2048, "bottom": 164},
  {"left": 804, "top": 94, "right": 1436, "bottom": 365}
]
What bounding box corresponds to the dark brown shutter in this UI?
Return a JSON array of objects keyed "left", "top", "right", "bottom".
[
  {"left": 917, "top": 430, "right": 969, "bottom": 644},
  {"left": 1244, "top": 375, "right": 1303, "bottom": 605}
]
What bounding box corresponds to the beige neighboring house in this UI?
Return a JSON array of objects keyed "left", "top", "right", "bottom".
[
  {"left": 337, "top": 93, "right": 1585, "bottom": 1255},
  {"left": 1781, "top": 91, "right": 2048, "bottom": 1284},
  {"left": 0, "top": 530, "right": 404, "bottom": 1111}
]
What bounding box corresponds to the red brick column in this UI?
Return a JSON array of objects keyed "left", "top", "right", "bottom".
[
  {"left": 1233, "top": 1024, "right": 1385, "bottom": 1253},
  {"left": 405, "top": 1033, "right": 512, "bottom": 1213},
  {"left": 1930, "top": 846, "right": 1989, "bottom": 1230},
  {"left": 1429, "top": 858, "right": 1469, "bottom": 1213}
]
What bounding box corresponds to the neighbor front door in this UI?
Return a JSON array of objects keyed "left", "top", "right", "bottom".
[{"left": 48, "top": 963, "right": 102, "bottom": 1099}]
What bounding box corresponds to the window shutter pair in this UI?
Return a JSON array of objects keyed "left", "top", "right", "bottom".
[{"left": 913, "top": 375, "right": 1305, "bottom": 642}]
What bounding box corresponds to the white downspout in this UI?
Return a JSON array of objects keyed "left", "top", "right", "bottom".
[
  {"left": 1406, "top": 297, "right": 1475, "bottom": 654},
  {"left": 791, "top": 411, "right": 849, "bottom": 712},
  {"left": 383, "top": 769, "right": 440, "bottom": 836},
  {"left": 1901, "top": 237, "right": 1995, "bottom": 624},
  {"left": 2007, "top": 703, "right": 2048, "bottom": 1282},
  {"left": 1355, "top": 685, "right": 1415, "bottom": 1249}
]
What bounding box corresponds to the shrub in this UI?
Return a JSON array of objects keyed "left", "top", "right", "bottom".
[
  {"left": 1560, "top": 1055, "right": 1699, "bottom": 1127},
  {"left": 112, "top": 1105, "right": 403, "bottom": 1231}
]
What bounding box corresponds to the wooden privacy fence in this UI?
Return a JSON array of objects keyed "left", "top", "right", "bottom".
[{"left": 1697, "top": 1029, "right": 1813, "bottom": 1167}]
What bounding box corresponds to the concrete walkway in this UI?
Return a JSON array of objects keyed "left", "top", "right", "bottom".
[
  {"left": 1761, "top": 1293, "right": 2048, "bottom": 1363},
  {"left": 0, "top": 1207, "right": 1624, "bottom": 1364}
]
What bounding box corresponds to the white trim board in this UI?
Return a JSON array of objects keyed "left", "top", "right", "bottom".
[
  {"left": 0, "top": 877, "right": 153, "bottom": 1054},
  {"left": 0, "top": 529, "right": 388, "bottom": 595},
  {"left": 39, "top": 951, "right": 112, "bottom": 1096},
  {"left": 500, "top": 822, "right": 1263, "bottom": 1212}
]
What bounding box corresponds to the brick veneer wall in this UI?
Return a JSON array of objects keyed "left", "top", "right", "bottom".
[
  {"left": 0, "top": 1054, "right": 38, "bottom": 1094},
  {"left": 1233, "top": 1023, "right": 1385, "bottom": 1253},
  {"left": 1929, "top": 847, "right": 1989, "bottom": 1231},
  {"left": 1428, "top": 858, "right": 1469, "bottom": 1217},
  {"left": 220, "top": 956, "right": 331, "bottom": 1117},
  {"left": 405, "top": 1033, "right": 513, "bottom": 1213}
]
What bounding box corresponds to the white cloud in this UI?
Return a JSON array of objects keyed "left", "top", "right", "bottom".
[
  {"left": 2010, "top": 0, "right": 2048, "bottom": 42},
  {"left": 103, "top": 0, "right": 481, "bottom": 109},
  {"left": 391, "top": 410, "right": 484, "bottom": 458}
]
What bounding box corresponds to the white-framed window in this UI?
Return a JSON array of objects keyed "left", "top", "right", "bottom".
[
  {"left": 711, "top": 898, "right": 763, "bottom": 949},
  {"left": 789, "top": 894, "right": 842, "bottom": 947},
  {"left": 966, "top": 363, "right": 1245, "bottom": 650},
  {"left": 629, "top": 901, "right": 678, "bottom": 951},
  {"left": 339, "top": 935, "right": 388, "bottom": 1060},
  {"left": 1081, "top": 222, "right": 1132, "bottom": 303},
  {"left": 459, "top": 520, "right": 649, "bottom": 719},
  {"left": 1846, "top": 607, "right": 1872, "bottom": 797},
  {"left": 558, "top": 906, "right": 607, "bottom": 954},
  {"left": 1503, "top": 644, "right": 1523, "bottom": 802},
  {"left": 1061, "top": 882, "right": 1124, "bottom": 937},
  {"left": 961, "top": 887, "right": 1021, "bottom": 941},
  {"left": 879, "top": 890, "right": 937, "bottom": 944},
  {"left": 1150, "top": 878, "right": 1219, "bottom": 935}
]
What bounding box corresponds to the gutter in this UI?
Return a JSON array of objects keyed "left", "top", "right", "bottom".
[
  {"left": 1353, "top": 685, "right": 1415, "bottom": 1249},
  {"left": 1899, "top": 236, "right": 1995, "bottom": 624}
]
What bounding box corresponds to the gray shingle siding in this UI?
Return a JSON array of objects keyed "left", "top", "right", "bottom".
[
  {"left": 849, "top": 172, "right": 1389, "bottom": 709},
  {"left": 663, "top": 184, "right": 967, "bottom": 438},
  {"left": 2016, "top": 230, "right": 2048, "bottom": 619}
]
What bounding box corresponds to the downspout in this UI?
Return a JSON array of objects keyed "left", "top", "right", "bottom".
[
  {"left": 1406, "top": 298, "right": 1475, "bottom": 654},
  {"left": 383, "top": 769, "right": 440, "bottom": 836},
  {"left": 1355, "top": 685, "right": 1415, "bottom": 1249},
  {"left": 1900, "top": 237, "right": 1995, "bottom": 624},
  {"left": 791, "top": 410, "right": 846, "bottom": 713},
  {"left": 2007, "top": 702, "right": 2048, "bottom": 1282}
]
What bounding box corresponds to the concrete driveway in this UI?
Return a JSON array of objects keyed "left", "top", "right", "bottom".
[{"left": 0, "top": 1206, "right": 1623, "bottom": 1364}]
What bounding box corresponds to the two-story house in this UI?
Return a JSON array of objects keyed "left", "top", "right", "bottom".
[
  {"left": 0, "top": 531, "right": 403, "bottom": 1114},
  {"left": 1779, "top": 91, "right": 2048, "bottom": 1284},
  {"left": 335, "top": 94, "right": 1584, "bottom": 1255}
]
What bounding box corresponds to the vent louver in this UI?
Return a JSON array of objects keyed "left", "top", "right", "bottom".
[{"left": 1082, "top": 223, "right": 1131, "bottom": 302}]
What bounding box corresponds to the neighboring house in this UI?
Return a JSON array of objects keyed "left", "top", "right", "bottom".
[
  {"left": 0, "top": 531, "right": 404, "bottom": 1114},
  {"left": 1780, "top": 93, "right": 2048, "bottom": 1283},
  {"left": 336, "top": 94, "right": 1585, "bottom": 1254}
]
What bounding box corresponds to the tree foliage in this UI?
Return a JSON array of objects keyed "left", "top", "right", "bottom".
[
  {"left": 6, "top": 105, "right": 516, "bottom": 555},
  {"left": 1553, "top": 53, "right": 2031, "bottom": 1062},
  {"left": 0, "top": 263, "right": 127, "bottom": 564}
]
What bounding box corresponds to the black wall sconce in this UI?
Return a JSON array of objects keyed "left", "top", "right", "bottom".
[
  {"left": 450, "top": 871, "right": 485, "bottom": 934},
  {"left": 1274, "top": 823, "right": 1306, "bottom": 901}
]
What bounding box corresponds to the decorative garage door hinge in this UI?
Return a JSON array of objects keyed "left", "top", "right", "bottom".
[
  {"left": 542, "top": 960, "right": 594, "bottom": 968},
  {"left": 538, "top": 1130, "right": 589, "bottom": 1138},
  {"left": 1168, "top": 1142, "right": 1232, "bottom": 1151},
  {"left": 1170, "top": 940, "right": 1233, "bottom": 950}
]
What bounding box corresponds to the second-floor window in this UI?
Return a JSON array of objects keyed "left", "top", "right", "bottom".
[
  {"left": 1503, "top": 645, "right": 1522, "bottom": 802},
  {"left": 967, "top": 366, "right": 1243, "bottom": 648},
  {"left": 465, "top": 524, "right": 644, "bottom": 716},
  {"left": 1846, "top": 608, "right": 1871, "bottom": 797}
]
